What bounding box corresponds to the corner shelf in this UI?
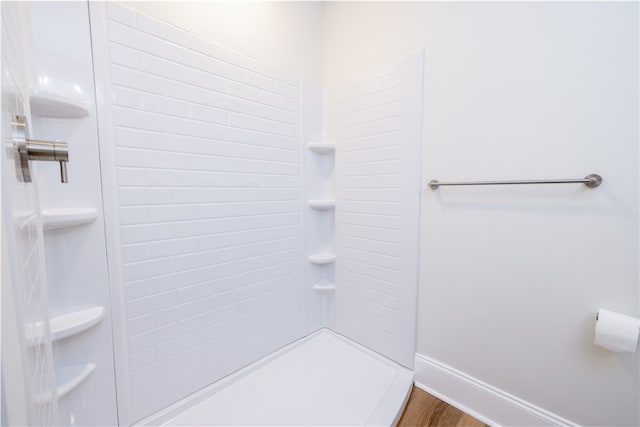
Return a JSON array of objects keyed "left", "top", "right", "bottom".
[
  {"left": 312, "top": 279, "right": 336, "bottom": 292},
  {"left": 308, "top": 200, "right": 336, "bottom": 210},
  {"left": 30, "top": 89, "right": 89, "bottom": 119},
  {"left": 34, "top": 363, "right": 97, "bottom": 404},
  {"left": 50, "top": 306, "right": 104, "bottom": 342},
  {"left": 55, "top": 363, "right": 97, "bottom": 400},
  {"left": 309, "top": 253, "right": 336, "bottom": 265},
  {"left": 26, "top": 306, "right": 104, "bottom": 346},
  {"left": 308, "top": 142, "right": 335, "bottom": 154},
  {"left": 41, "top": 208, "right": 97, "bottom": 230}
]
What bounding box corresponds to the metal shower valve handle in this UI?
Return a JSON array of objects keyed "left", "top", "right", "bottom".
[
  {"left": 19, "top": 139, "right": 69, "bottom": 183},
  {"left": 12, "top": 116, "right": 69, "bottom": 183}
]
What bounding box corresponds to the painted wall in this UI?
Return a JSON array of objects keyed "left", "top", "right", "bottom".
[
  {"left": 119, "top": 1, "right": 324, "bottom": 83},
  {"left": 324, "top": 2, "right": 639, "bottom": 425}
]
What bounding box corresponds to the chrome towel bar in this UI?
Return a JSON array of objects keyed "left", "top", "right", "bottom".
[{"left": 428, "top": 174, "right": 602, "bottom": 190}]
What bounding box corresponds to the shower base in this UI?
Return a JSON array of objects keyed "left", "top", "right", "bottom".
[{"left": 138, "top": 329, "right": 414, "bottom": 426}]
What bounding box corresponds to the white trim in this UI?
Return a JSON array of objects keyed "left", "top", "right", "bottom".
[
  {"left": 414, "top": 353, "right": 576, "bottom": 427},
  {"left": 87, "top": 3, "right": 133, "bottom": 425}
]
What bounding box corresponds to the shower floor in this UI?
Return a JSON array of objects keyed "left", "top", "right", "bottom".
[{"left": 139, "top": 329, "right": 414, "bottom": 426}]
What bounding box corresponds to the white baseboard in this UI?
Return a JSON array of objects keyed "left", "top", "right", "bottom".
[{"left": 414, "top": 353, "right": 575, "bottom": 426}]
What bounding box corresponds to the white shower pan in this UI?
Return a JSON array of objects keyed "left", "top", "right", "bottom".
[{"left": 138, "top": 330, "right": 413, "bottom": 426}]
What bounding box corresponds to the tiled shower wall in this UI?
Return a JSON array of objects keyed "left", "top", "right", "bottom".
[
  {"left": 335, "top": 52, "right": 423, "bottom": 369},
  {"left": 105, "top": 3, "right": 304, "bottom": 420}
]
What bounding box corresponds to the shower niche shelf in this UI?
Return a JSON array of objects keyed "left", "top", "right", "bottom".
[
  {"left": 312, "top": 279, "right": 336, "bottom": 292},
  {"left": 309, "top": 253, "right": 336, "bottom": 265},
  {"left": 26, "top": 306, "right": 105, "bottom": 346},
  {"left": 308, "top": 142, "right": 335, "bottom": 154},
  {"left": 308, "top": 200, "right": 336, "bottom": 210},
  {"left": 34, "top": 363, "right": 97, "bottom": 404},
  {"left": 42, "top": 208, "right": 97, "bottom": 230},
  {"left": 30, "top": 89, "right": 89, "bottom": 119}
]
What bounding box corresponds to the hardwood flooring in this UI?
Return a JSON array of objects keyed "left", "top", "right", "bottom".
[{"left": 397, "top": 386, "right": 487, "bottom": 427}]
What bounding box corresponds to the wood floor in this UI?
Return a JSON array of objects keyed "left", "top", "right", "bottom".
[{"left": 397, "top": 386, "right": 487, "bottom": 427}]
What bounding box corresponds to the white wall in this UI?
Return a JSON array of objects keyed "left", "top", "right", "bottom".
[
  {"left": 1, "top": 2, "right": 58, "bottom": 425},
  {"left": 324, "top": 2, "right": 639, "bottom": 426},
  {"left": 120, "top": 1, "right": 324, "bottom": 83},
  {"left": 1, "top": 228, "right": 30, "bottom": 427}
]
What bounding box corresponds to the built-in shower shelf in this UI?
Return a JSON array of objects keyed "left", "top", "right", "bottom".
[
  {"left": 308, "top": 253, "right": 336, "bottom": 265},
  {"left": 308, "top": 200, "right": 336, "bottom": 210},
  {"left": 34, "top": 363, "right": 97, "bottom": 404},
  {"left": 25, "top": 306, "right": 104, "bottom": 346},
  {"left": 30, "top": 89, "right": 89, "bottom": 118},
  {"left": 42, "top": 208, "right": 97, "bottom": 230},
  {"left": 308, "top": 142, "right": 335, "bottom": 154},
  {"left": 55, "top": 363, "right": 97, "bottom": 400},
  {"left": 312, "top": 279, "right": 336, "bottom": 291},
  {"left": 50, "top": 306, "right": 104, "bottom": 342}
]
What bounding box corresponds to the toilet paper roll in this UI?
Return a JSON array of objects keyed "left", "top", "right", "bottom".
[{"left": 594, "top": 309, "right": 640, "bottom": 353}]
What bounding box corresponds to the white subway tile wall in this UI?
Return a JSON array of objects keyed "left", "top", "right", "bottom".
[
  {"left": 106, "top": 3, "right": 304, "bottom": 421},
  {"left": 335, "top": 52, "right": 423, "bottom": 369}
]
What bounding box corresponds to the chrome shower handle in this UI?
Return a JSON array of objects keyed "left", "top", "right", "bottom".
[
  {"left": 18, "top": 139, "right": 69, "bottom": 183},
  {"left": 12, "top": 116, "right": 69, "bottom": 183}
]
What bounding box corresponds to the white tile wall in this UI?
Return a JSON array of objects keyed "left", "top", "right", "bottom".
[
  {"left": 335, "top": 52, "right": 423, "bottom": 369},
  {"left": 105, "top": 3, "right": 304, "bottom": 421}
]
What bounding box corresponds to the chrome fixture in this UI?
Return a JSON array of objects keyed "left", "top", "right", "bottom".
[
  {"left": 12, "top": 116, "right": 69, "bottom": 183},
  {"left": 428, "top": 174, "right": 602, "bottom": 190}
]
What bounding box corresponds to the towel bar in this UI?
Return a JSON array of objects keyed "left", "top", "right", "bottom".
[{"left": 428, "top": 174, "right": 602, "bottom": 190}]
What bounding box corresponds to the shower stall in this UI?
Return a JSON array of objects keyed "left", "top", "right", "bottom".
[{"left": 2, "top": 2, "right": 423, "bottom": 425}]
